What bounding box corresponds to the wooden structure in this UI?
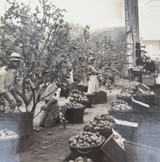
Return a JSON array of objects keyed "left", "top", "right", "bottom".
[{"left": 124, "top": 0, "right": 140, "bottom": 67}]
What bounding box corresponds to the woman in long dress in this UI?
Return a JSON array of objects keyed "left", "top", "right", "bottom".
[{"left": 87, "top": 57, "right": 100, "bottom": 94}]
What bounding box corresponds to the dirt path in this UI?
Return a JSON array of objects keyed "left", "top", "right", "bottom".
[{"left": 18, "top": 79, "right": 128, "bottom": 162}]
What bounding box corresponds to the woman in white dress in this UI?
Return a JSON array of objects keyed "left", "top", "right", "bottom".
[{"left": 87, "top": 57, "right": 100, "bottom": 94}]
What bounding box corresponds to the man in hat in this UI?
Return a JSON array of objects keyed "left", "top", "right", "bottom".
[{"left": 0, "top": 52, "right": 22, "bottom": 110}]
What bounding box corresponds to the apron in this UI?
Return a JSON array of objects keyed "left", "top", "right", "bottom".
[{"left": 87, "top": 75, "right": 99, "bottom": 94}]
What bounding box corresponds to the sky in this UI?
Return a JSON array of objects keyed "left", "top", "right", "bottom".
[
  {"left": 0, "top": 0, "right": 125, "bottom": 31},
  {"left": 1, "top": 0, "right": 160, "bottom": 39}
]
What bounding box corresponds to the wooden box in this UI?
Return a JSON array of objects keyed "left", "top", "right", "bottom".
[
  {"left": 142, "top": 75, "right": 155, "bottom": 86},
  {"left": 101, "top": 134, "right": 125, "bottom": 162}
]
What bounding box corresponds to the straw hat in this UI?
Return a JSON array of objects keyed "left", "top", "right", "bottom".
[{"left": 10, "top": 52, "right": 22, "bottom": 62}]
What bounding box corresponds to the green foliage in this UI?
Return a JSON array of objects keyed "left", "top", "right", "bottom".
[
  {"left": 69, "top": 26, "right": 127, "bottom": 83},
  {"left": 0, "top": 0, "right": 71, "bottom": 113},
  {"left": 0, "top": 0, "right": 127, "bottom": 113}
]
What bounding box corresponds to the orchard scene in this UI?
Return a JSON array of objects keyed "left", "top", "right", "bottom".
[{"left": 0, "top": 0, "right": 159, "bottom": 162}]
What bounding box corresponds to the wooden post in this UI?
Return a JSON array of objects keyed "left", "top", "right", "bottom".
[{"left": 124, "top": 0, "right": 140, "bottom": 67}]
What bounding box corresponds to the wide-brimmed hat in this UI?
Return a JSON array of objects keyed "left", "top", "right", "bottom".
[{"left": 10, "top": 52, "right": 22, "bottom": 62}]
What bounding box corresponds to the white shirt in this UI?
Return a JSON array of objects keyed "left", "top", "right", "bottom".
[
  {"left": 0, "top": 66, "right": 7, "bottom": 93},
  {"left": 43, "top": 82, "right": 61, "bottom": 102},
  {"left": 4, "top": 69, "right": 16, "bottom": 91}
]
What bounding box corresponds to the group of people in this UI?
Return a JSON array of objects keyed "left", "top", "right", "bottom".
[
  {"left": 39, "top": 56, "right": 102, "bottom": 127},
  {"left": 0, "top": 52, "right": 104, "bottom": 128},
  {"left": 0, "top": 52, "right": 62, "bottom": 127}
]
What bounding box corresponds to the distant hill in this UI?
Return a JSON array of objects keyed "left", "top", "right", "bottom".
[
  {"left": 69, "top": 23, "right": 125, "bottom": 42},
  {"left": 92, "top": 27, "right": 126, "bottom": 41}
]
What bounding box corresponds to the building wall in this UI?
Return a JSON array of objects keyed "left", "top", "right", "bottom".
[
  {"left": 139, "top": 0, "right": 160, "bottom": 40},
  {"left": 144, "top": 40, "right": 160, "bottom": 60},
  {"left": 138, "top": 0, "right": 160, "bottom": 61}
]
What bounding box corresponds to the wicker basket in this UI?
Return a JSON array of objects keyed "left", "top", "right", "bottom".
[
  {"left": 65, "top": 107, "right": 85, "bottom": 123},
  {"left": 69, "top": 136, "right": 105, "bottom": 162}
]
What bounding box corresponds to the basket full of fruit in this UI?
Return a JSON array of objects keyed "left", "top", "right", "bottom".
[
  {"left": 110, "top": 100, "right": 133, "bottom": 113},
  {"left": 64, "top": 102, "right": 86, "bottom": 123},
  {"left": 109, "top": 100, "right": 133, "bottom": 121},
  {"left": 69, "top": 132, "right": 105, "bottom": 153},
  {"left": 84, "top": 114, "right": 114, "bottom": 138},
  {"left": 70, "top": 90, "right": 89, "bottom": 107},
  {"left": 116, "top": 92, "right": 132, "bottom": 104}
]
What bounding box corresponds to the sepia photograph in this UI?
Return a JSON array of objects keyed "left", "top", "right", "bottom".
[{"left": 0, "top": 0, "right": 160, "bottom": 161}]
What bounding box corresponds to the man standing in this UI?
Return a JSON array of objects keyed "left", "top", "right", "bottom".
[{"left": 0, "top": 52, "right": 22, "bottom": 111}]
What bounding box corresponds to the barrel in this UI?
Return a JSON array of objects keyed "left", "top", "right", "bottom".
[{"left": 0, "top": 112, "right": 33, "bottom": 153}]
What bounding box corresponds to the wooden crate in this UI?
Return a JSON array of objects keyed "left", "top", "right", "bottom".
[
  {"left": 138, "top": 83, "right": 150, "bottom": 91},
  {"left": 103, "top": 155, "right": 113, "bottom": 162},
  {"left": 131, "top": 97, "right": 150, "bottom": 113},
  {"left": 124, "top": 141, "right": 160, "bottom": 162},
  {"left": 113, "top": 119, "right": 138, "bottom": 141},
  {"left": 101, "top": 134, "right": 125, "bottom": 162},
  {"left": 142, "top": 75, "right": 155, "bottom": 86}
]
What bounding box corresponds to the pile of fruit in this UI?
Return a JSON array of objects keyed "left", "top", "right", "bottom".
[
  {"left": 111, "top": 100, "right": 132, "bottom": 112},
  {"left": 70, "top": 90, "right": 88, "bottom": 104},
  {"left": 117, "top": 91, "right": 132, "bottom": 99},
  {"left": 69, "top": 132, "right": 104, "bottom": 148},
  {"left": 121, "top": 87, "right": 135, "bottom": 94},
  {"left": 0, "top": 129, "right": 19, "bottom": 139},
  {"left": 68, "top": 157, "right": 93, "bottom": 162},
  {"left": 84, "top": 114, "right": 114, "bottom": 133},
  {"left": 63, "top": 102, "right": 85, "bottom": 109},
  {"left": 116, "top": 86, "right": 137, "bottom": 102},
  {"left": 94, "top": 114, "right": 114, "bottom": 122},
  {"left": 111, "top": 99, "right": 128, "bottom": 107}
]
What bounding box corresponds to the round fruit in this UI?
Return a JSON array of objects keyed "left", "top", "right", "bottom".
[
  {"left": 91, "top": 142, "right": 96, "bottom": 147},
  {"left": 87, "top": 159, "right": 93, "bottom": 162},
  {"left": 75, "top": 156, "right": 84, "bottom": 162},
  {"left": 96, "top": 139, "right": 102, "bottom": 144},
  {"left": 69, "top": 137, "right": 74, "bottom": 143}
]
